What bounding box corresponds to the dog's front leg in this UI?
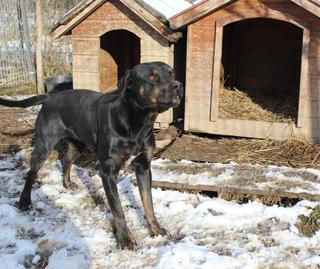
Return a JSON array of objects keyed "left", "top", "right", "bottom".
[
  {"left": 100, "top": 160, "right": 137, "bottom": 250},
  {"left": 134, "top": 147, "right": 169, "bottom": 237}
]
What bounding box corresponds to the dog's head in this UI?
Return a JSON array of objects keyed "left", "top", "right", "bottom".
[{"left": 122, "top": 62, "right": 184, "bottom": 113}]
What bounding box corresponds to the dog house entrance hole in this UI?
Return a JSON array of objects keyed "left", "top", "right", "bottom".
[
  {"left": 100, "top": 30, "right": 140, "bottom": 92},
  {"left": 220, "top": 18, "right": 303, "bottom": 123}
]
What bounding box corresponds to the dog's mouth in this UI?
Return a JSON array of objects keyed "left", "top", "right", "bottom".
[
  {"left": 172, "top": 95, "right": 181, "bottom": 107},
  {"left": 157, "top": 95, "right": 181, "bottom": 109}
]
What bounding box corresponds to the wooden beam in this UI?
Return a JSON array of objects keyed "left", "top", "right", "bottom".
[
  {"left": 169, "top": 0, "right": 234, "bottom": 30},
  {"left": 297, "top": 28, "right": 311, "bottom": 128},
  {"left": 118, "top": 0, "right": 181, "bottom": 42},
  {"left": 291, "top": 0, "right": 320, "bottom": 18},
  {"left": 134, "top": 0, "right": 167, "bottom": 24},
  {"left": 51, "top": 0, "right": 106, "bottom": 39},
  {"left": 35, "top": 0, "right": 44, "bottom": 94},
  {"left": 58, "top": 0, "right": 95, "bottom": 25},
  {"left": 210, "top": 24, "right": 222, "bottom": 122},
  {"left": 133, "top": 179, "right": 320, "bottom": 204}
]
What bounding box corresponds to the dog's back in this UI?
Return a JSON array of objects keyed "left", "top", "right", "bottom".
[{"left": 36, "top": 90, "right": 104, "bottom": 147}]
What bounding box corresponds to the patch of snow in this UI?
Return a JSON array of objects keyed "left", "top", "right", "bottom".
[
  {"left": 151, "top": 159, "right": 320, "bottom": 194},
  {"left": 1, "top": 150, "right": 320, "bottom": 268}
]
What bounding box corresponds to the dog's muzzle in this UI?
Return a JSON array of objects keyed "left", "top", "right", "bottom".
[{"left": 171, "top": 81, "right": 184, "bottom": 107}]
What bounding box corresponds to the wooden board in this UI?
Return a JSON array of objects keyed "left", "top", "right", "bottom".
[{"left": 132, "top": 179, "right": 320, "bottom": 205}]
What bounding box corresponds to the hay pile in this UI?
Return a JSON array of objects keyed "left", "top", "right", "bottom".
[
  {"left": 161, "top": 133, "right": 320, "bottom": 169},
  {"left": 0, "top": 84, "right": 36, "bottom": 96},
  {"left": 219, "top": 87, "right": 298, "bottom": 123},
  {"left": 217, "top": 138, "right": 320, "bottom": 168}
]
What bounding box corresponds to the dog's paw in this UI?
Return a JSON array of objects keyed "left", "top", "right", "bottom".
[
  {"left": 117, "top": 235, "right": 137, "bottom": 250},
  {"left": 150, "top": 225, "right": 171, "bottom": 238},
  {"left": 63, "top": 181, "right": 78, "bottom": 190},
  {"left": 17, "top": 199, "right": 32, "bottom": 211}
]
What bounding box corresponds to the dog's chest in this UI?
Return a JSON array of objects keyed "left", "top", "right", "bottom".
[
  {"left": 124, "top": 139, "right": 141, "bottom": 155},
  {"left": 117, "top": 139, "right": 141, "bottom": 167},
  {"left": 127, "top": 126, "right": 151, "bottom": 150},
  {"left": 122, "top": 128, "right": 150, "bottom": 157}
]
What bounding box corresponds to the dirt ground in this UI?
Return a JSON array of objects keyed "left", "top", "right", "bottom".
[
  {"left": 0, "top": 107, "right": 35, "bottom": 153},
  {"left": 154, "top": 126, "right": 320, "bottom": 169},
  {"left": 1, "top": 106, "right": 320, "bottom": 169},
  {"left": 1, "top": 105, "right": 320, "bottom": 233}
]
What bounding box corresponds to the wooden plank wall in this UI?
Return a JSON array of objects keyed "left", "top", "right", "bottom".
[
  {"left": 185, "top": 0, "right": 320, "bottom": 141},
  {"left": 72, "top": 37, "right": 100, "bottom": 90},
  {"left": 185, "top": 18, "right": 216, "bottom": 131}
]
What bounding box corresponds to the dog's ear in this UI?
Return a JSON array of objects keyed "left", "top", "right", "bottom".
[
  {"left": 117, "top": 70, "right": 132, "bottom": 90},
  {"left": 125, "top": 70, "right": 133, "bottom": 89}
]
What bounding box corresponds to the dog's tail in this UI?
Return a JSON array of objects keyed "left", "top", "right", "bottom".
[{"left": 0, "top": 94, "right": 48, "bottom": 108}]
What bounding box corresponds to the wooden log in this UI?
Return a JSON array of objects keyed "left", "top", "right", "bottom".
[{"left": 132, "top": 179, "right": 320, "bottom": 205}]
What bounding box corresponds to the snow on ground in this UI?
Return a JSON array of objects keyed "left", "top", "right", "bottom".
[
  {"left": 1, "top": 149, "right": 320, "bottom": 269},
  {"left": 152, "top": 159, "right": 320, "bottom": 194}
]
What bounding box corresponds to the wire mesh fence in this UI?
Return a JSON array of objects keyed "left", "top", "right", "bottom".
[
  {"left": 0, "top": 0, "right": 33, "bottom": 88},
  {"left": 0, "top": 0, "right": 78, "bottom": 94}
]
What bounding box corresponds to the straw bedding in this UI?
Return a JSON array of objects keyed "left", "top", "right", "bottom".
[{"left": 219, "top": 87, "right": 298, "bottom": 123}]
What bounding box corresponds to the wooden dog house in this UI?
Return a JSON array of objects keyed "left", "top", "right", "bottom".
[
  {"left": 51, "top": 0, "right": 182, "bottom": 128},
  {"left": 170, "top": 0, "right": 320, "bottom": 142}
]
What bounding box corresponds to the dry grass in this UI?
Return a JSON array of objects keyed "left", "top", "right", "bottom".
[
  {"left": 225, "top": 138, "right": 320, "bottom": 168},
  {"left": 0, "top": 83, "right": 36, "bottom": 96},
  {"left": 219, "top": 87, "right": 298, "bottom": 123},
  {"left": 43, "top": 48, "right": 72, "bottom": 79},
  {"left": 161, "top": 133, "right": 320, "bottom": 169},
  {"left": 0, "top": 108, "right": 34, "bottom": 153}
]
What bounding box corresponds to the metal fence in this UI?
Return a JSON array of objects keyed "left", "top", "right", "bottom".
[
  {"left": 0, "top": 0, "right": 33, "bottom": 87},
  {"left": 0, "top": 0, "right": 76, "bottom": 91}
]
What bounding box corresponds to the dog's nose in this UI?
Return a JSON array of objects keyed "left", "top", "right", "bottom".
[
  {"left": 172, "top": 81, "right": 184, "bottom": 97},
  {"left": 172, "top": 81, "right": 182, "bottom": 90}
]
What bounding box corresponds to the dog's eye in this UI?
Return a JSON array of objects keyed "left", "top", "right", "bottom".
[
  {"left": 168, "top": 71, "right": 175, "bottom": 79},
  {"left": 148, "top": 74, "right": 157, "bottom": 81}
]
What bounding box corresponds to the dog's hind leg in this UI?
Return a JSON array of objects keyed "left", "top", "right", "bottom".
[
  {"left": 19, "top": 134, "right": 60, "bottom": 211},
  {"left": 61, "top": 141, "right": 82, "bottom": 190}
]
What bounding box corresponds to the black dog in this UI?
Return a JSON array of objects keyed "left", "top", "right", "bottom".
[{"left": 0, "top": 62, "right": 183, "bottom": 249}]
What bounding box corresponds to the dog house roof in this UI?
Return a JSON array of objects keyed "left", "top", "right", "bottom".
[
  {"left": 169, "top": 0, "right": 320, "bottom": 29},
  {"left": 51, "top": 0, "right": 200, "bottom": 42},
  {"left": 142, "top": 0, "right": 200, "bottom": 18}
]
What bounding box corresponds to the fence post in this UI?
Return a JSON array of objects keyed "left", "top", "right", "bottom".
[
  {"left": 36, "top": 0, "right": 44, "bottom": 94},
  {"left": 19, "top": 0, "right": 35, "bottom": 83}
]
